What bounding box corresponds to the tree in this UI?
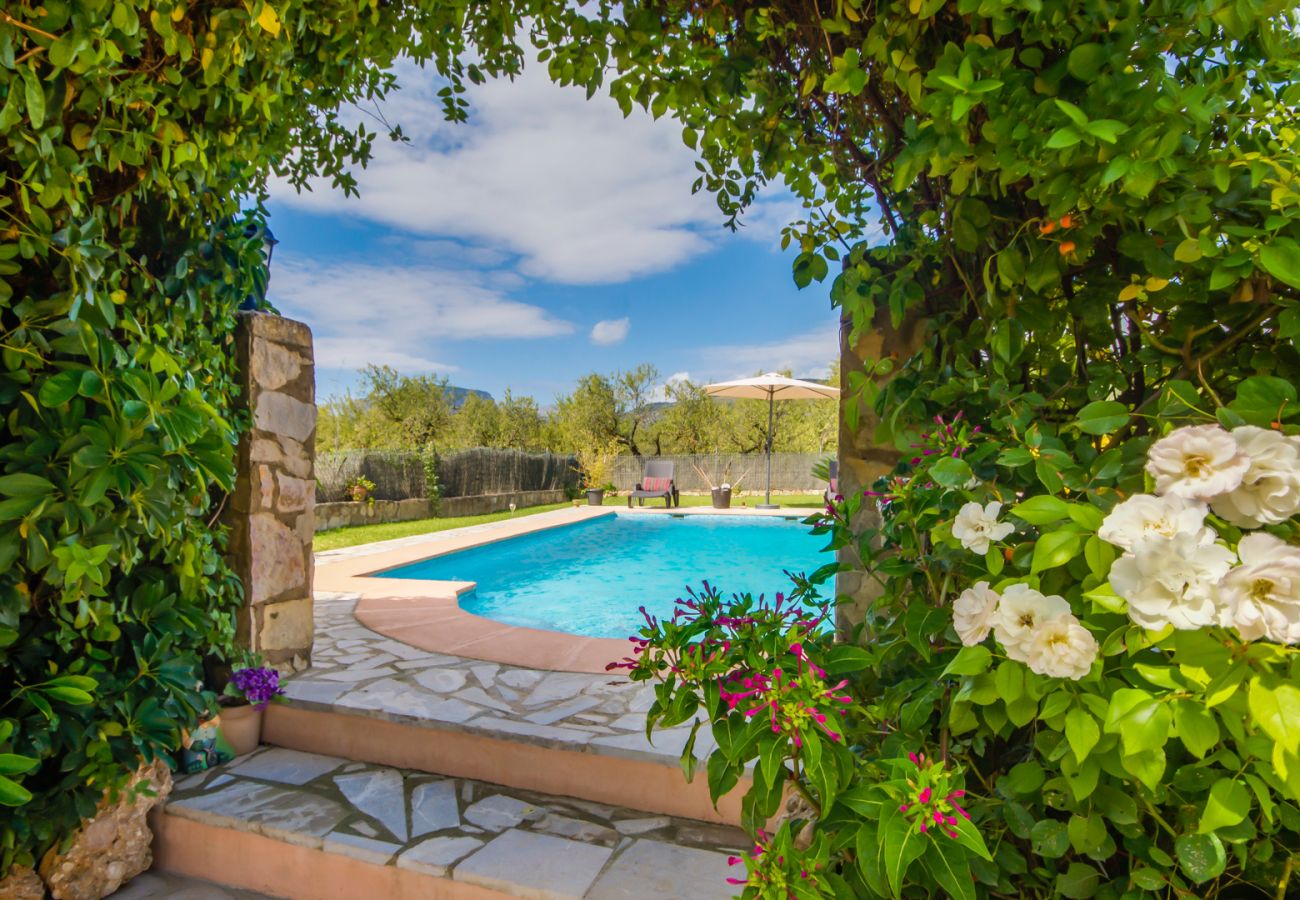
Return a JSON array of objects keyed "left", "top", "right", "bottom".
[{"left": 551, "top": 364, "right": 659, "bottom": 454}]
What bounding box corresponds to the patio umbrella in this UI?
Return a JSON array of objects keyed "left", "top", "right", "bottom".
[{"left": 704, "top": 373, "right": 840, "bottom": 508}]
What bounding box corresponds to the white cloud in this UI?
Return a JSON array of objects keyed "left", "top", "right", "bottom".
[
  {"left": 271, "top": 58, "right": 731, "bottom": 284},
  {"left": 270, "top": 255, "right": 573, "bottom": 373},
  {"left": 702, "top": 328, "right": 840, "bottom": 381},
  {"left": 650, "top": 370, "right": 692, "bottom": 403},
  {"left": 590, "top": 317, "right": 630, "bottom": 346}
]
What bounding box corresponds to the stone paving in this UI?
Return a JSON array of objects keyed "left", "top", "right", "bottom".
[
  {"left": 284, "top": 589, "right": 717, "bottom": 768},
  {"left": 110, "top": 872, "right": 272, "bottom": 899},
  {"left": 168, "top": 748, "right": 746, "bottom": 899}
]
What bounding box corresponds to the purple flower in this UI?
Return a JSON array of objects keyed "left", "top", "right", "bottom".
[{"left": 230, "top": 666, "right": 285, "bottom": 711}]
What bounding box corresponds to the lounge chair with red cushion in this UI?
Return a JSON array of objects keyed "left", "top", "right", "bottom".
[{"left": 628, "top": 460, "right": 679, "bottom": 508}]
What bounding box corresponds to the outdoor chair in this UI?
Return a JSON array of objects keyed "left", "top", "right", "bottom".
[
  {"left": 825, "top": 460, "right": 839, "bottom": 504},
  {"left": 628, "top": 460, "right": 679, "bottom": 508}
]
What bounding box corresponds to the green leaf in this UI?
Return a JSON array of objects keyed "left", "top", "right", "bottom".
[
  {"left": 0, "top": 754, "right": 38, "bottom": 776},
  {"left": 926, "top": 838, "right": 976, "bottom": 900},
  {"left": 1031, "top": 530, "right": 1084, "bottom": 573},
  {"left": 1175, "top": 833, "right": 1226, "bottom": 885},
  {"left": 880, "top": 801, "right": 923, "bottom": 896},
  {"left": 1174, "top": 238, "right": 1203, "bottom": 263},
  {"left": 1172, "top": 701, "right": 1219, "bottom": 758},
  {"left": 944, "top": 645, "right": 992, "bottom": 676},
  {"left": 931, "top": 456, "right": 974, "bottom": 488},
  {"left": 1030, "top": 818, "right": 1068, "bottom": 858},
  {"left": 0, "top": 473, "right": 55, "bottom": 497},
  {"left": 1117, "top": 698, "right": 1171, "bottom": 754},
  {"left": 0, "top": 774, "right": 33, "bottom": 807},
  {"left": 1010, "top": 495, "right": 1070, "bottom": 525},
  {"left": 1046, "top": 127, "right": 1081, "bottom": 149},
  {"left": 1066, "top": 43, "right": 1106, "bottom": 80},
  {"left": 1260, "top": 239, "right": 1300, "bottom": 289},
  {"left": 1248, "top": 679, "right": 1300, "bottom": 753},
  {"left": 1056, "top": 862, "right": 1101, "bottom": 899},
  {"left": 1121, "top": 748, "right": 1167, "bottom": 792},
  {"left": 1066, "top": 504, "right": 1103, "bottom": 531},
  {"left": 1075, "top": 400, "right": 1130, "bottom": 435},
  {"left": 1229, "top": 376, "right": 1296, "bottom": 427},
  {"left": 1003, "top": 761, "right": 1045, "bottom": 796},
  {"left": 38, "top": 369, "right": 82, "bottom": 408},
  {"left": 20, "top": 66, "right": 45, "bottom": 129},
  {"left": 1198, "top": 778, "right": 1250, "bottom": 834},
  {"left": 43, "top": 686, "right": 94, "bottom": 705},
  {"left": 1064, "top": 708, "right": 1100, "bottom": 761}
]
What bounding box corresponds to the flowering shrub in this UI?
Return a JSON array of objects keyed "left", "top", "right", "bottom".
[{"left": 224, "top": 667, "right": 286, "bottom": 712}]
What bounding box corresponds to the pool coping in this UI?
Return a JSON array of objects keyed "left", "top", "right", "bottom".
[{"left": 314, "top": 505, "right": 821, "bottom": 674}]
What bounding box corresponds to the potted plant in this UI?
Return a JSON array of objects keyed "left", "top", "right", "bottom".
[
  {"left": 692, "top": 461, "right": 748, "bottom": 509},
  {"left": 575, "top": 439, "right": 620, "bottom": 506},
  {"left": 219, "top": 661, "right": 286, "bottom": 755},
  {"left": 346, "top": 474, "right": 375, "bottom": 504}
]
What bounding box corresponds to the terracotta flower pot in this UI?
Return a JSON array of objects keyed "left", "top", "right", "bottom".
[{"left": 221, "top": 704, "right": 264, "bottom": 756}]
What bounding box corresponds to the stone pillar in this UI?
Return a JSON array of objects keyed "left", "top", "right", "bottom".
[
  {"left": 835, "top": 303, "right": 926, "bottom": 634},
  {"left": 225, "top": 312, "right": 316, "bottom": 671}
]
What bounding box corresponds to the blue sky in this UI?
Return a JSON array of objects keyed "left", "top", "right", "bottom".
[{"left": 265, "top": 59, "right": 840, "bottom": 404}]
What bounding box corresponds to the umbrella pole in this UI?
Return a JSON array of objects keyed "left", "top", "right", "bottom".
[{"left": 760, "top": 391, "right": 777, "bottom": 508}]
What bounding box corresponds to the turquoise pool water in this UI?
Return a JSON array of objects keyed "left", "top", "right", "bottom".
[{"left": 377, "top": 513, "right": 827, "bottom": 638}]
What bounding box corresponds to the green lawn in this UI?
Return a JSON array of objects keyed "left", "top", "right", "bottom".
[{"left": 313, "top": 493, "right": 828, "bottom": 552}]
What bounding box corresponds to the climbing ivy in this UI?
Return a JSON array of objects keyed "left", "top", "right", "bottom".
[{"left": 0, "top": 0, "right": 572, "bottom": 869}]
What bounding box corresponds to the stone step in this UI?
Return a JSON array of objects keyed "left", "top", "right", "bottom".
[
  {"left": 263, "top": 700, "right": 746, "bottom": 827},
  {"left": 270, "top": 592, "right": 749, "bottom": 825},
  {"left": 151, "top": 749, "right": 749, "bottom": 900}
]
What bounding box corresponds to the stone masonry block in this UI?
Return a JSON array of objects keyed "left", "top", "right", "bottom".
[
  {"left": 250, "top": 435, "right": 312, "bottom": 479},
  {"left": 250, "top": 338, "right": 304, "bottom": 393},
  {"left": 276, "top": 472, "right": 313, "bottom": 513},
  {"left": 243, "top": 310, "right": 313, "bottom": 350},
  {"left": 247, "top": 513, "right": 307, "bottom": 606},
  {"left": 258, "top": 596, "right": 314, "bottom": 652},
  {"left": 253, "top": 392, "right": 315, "bottom": 445}
]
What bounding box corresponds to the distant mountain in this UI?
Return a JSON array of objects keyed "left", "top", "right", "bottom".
[{"left": 446, "top": 386, "right": 493, "bottom": 409}]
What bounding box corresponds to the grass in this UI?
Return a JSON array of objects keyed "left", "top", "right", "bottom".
[{"left": 312, "top": 492, "right": 829, "bottom": 552}]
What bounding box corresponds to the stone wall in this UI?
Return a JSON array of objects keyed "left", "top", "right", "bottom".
[
  {"left": 313, "top": 490, "right": 571, "bottom": 532},
  {"left": 224, "top": 312, "right": 316, "bottom": 671},
  {"left": 835, "top": 304, "right": 926, "bottom": 634},
  {"left": 436, "top": 489, "right": 567, "bottom": 518},
  {"left": 315, "top": 498, "right": 432, "bottom": 532}
]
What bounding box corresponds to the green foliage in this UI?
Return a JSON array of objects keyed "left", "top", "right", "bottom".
[
  {"left": 566, "top": 0, "right": 1300, "bottom": 896},
  {"left": 0, "top": 0, "right": 564, "bottom": 868}
]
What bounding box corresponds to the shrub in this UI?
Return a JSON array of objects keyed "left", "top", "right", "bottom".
[
  {"left": 583, "top": 0, "right": 1300, "bottom": 895},
  {"left": 0, "top": 0, "right": 552, "bottom": 870}
]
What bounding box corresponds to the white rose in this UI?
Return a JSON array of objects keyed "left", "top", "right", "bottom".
[
  {"left": 1145, "top": 424, "right": 1250, "bottom": 501},
  {"left": 1210, "top": 427, "right": 1300, "bottom": 527},
  {"left": 1098, "top": 493, "right": 1212, "bottom": 551},
  {"left": 992, "top": 584, "right": 1071, "bottom": 662},
  {"left": 952, "top": 501, "right": 1015, "bottom": 555},
  {"left": 1026, "top": 614, "right": 1098, "bottom": 680},
  {"left": 1108, "top": 532, "right": 1235, "bottom": 631},
  {"left": 1219, "top": 533, "right": 1300, "bottom": 644},
  {"left": 953, "top": 582, "right": 1000, "bottom": 646}
]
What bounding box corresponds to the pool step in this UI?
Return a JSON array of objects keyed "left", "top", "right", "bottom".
[
  {"left": 152, "top": 749, "right": 748, "bottom": 900},
  {"left": 263, "top": 699, "right": 747, "bottom": 826}
]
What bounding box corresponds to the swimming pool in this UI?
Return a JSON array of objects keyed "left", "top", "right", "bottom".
[{"left": 376, "top": 513, "right": 827, "bottom": 639}]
